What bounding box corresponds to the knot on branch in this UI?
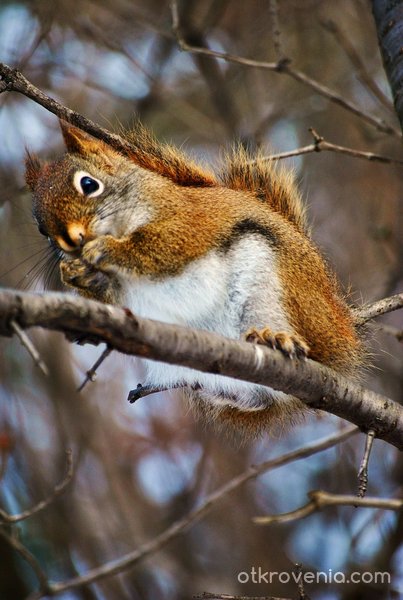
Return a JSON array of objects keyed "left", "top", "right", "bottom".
[
  {"left": 275, "top": 56, "right": 292, "bottom": 72},
  {"left": 309, "top": 127, "right": 325, "bottom": 151},
  {"left": 0, "top": 63, "right": 19, "bottom": 92}
]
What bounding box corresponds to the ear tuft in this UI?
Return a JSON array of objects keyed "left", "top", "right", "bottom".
[{"left": 25, "top": 151, "right": 43, "bottom": 190}]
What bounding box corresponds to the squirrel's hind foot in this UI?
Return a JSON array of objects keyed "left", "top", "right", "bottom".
[{"left": 245, "top": 327, "right": 309, "bottom": 359}]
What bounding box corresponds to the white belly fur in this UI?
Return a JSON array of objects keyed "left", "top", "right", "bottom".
[{"left": 122, "top": 236, "right": 292, "bottom": 410}]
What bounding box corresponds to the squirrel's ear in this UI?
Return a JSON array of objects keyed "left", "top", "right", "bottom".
[
  {"left": 59, "top": 120, "right": 116, "bottom": 166},
  {"left": 59, "top": 120, "right": 95, "bottom": 154},
  {"left": 25, "top": 151, "right": 43, "bottom": 190}
]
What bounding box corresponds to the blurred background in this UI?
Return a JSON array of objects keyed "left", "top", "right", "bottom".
[{"left": 0, "top": 1, "right": 402, "bottom": 599}]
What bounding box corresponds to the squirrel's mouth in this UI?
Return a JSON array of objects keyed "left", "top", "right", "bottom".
[{"left": 55, "top": 221, "right": 90, "bottom": 253}]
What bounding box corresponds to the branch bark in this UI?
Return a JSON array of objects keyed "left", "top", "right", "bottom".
[
  {"left": 0, "top": 289, "right": 402, "bottom": 450},
  {"left": 353, "top": 292, "right": 403, "bottom": 325},
  {"left": 371, "top": 0, "right": 403, "bottom": 133}
]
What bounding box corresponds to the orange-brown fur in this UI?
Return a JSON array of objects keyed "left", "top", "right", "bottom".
[
  {"left": 125, "top": 122, "right": 217, "bottom": 187},
  {"left": 26, "top": 122, "right": 364, "bottom": 436}
]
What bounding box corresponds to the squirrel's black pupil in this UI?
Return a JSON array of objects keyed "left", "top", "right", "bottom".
[{"left": 80, "top": 176, "right": 99, "bottom": 195}]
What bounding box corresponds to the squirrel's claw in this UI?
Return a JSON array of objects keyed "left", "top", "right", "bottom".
[{"left": 245, "top": 327, "right": 309, "bottom": 359}]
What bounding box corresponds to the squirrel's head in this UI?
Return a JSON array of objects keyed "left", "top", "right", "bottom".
[{"left": 25, "top": 121, "right": 155, "bottom": 254}]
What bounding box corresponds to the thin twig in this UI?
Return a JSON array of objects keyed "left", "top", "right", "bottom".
[
  {"left": 269, "top": 0, "right": 285, "bottom": 60},
  {"left": 258, "top": 143, "right": 318, "bottom": 161},
  {"left": 256, "top": 128, "right": 403, "bottom": 165},
  {"left": 9, "top": 319, "right": 49, "bottom": 376},
  {"left": 169, "top": 0, "right": 400, "bottom": 137},
  {"left": 0, "top": 60, "right": 400, "bottom": 172},
  {"left": 320, "top": 18, "right": 394, "bottom": 113},
  {"left": 0, "top": 63, "right": 135, "bottom": 157},
  {"left": 357, "top": 429, "right": 376, "bottom": 498},
  {"left": 253, "top": 489, "right": 403, "bottom": 525},
  {"left": 0, "top": 450, "right": 74, "bottom": 523},
  {"left": 354, "top": 292, "right": 403, "bottom": 325},
  {"left": 0, "top": 527, "right": 50, "bottom": 595},
  {"left": 128, "top": 384, "right": 164, "bottom": 403},
  {"left": 127, "top": 384, "right": 156, "bottom": 403},
  {"left": 127, "top": 383, "right": 184, "bottom": 403},
  {"left": 45, "top": 426, "right": 358, "bottom": 595},
  {"left": 282, "top": 68, "right": 399, "bottom": 137},
  {"left": 16, "top": 20, "right": 53, "bottom": 73},
  {"left": 77, "top": 345, "right": 112, "bottom": 392}
]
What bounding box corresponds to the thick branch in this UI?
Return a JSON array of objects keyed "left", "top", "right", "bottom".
[
  {"left": 371, "top": 0, "right": 403, "bottom": 132},
  {"left": 0, "top": 289, "right": 402, "bottom": 449}
]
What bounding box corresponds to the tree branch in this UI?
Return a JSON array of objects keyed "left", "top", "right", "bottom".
[
  {"left": 0, "top": 61, "right": 400, "bottom": 174},
  {"left": 0, "top": 450, "right": 74, "bottom": 524},
  {"left": 320, "top": 18, "right": 394, "bottom": 113},
  {"left": 0, "top": 289, "right": 402, "bottom": 449},
  {"left": 0, "top": 527, "right": 50, "bottom": 596},
  {"left": 9, "top": 319, "right": 49, "bottom": 376},
  {"left": 257, "top": 128, "right": 403, "bottom": 165},
  {"left": 253, "top": 490, "right": 403, "bottom": 525},
  {"left": 353, "top": 292, "right": 403, "bottom": 325},
  {"left": 169, "top": 0, "right": 400, "bottom": 137},
  {"left": 41, "top": 426, "right": 359, "bottom": 596},
  {"left": 0, "top": 62, "right": 135, "bottom": 155}
]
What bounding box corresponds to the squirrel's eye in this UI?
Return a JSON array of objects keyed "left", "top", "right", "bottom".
[
  {"left": 81, "top": 176, "right": 99, "bottom": 195},
  {"left": 73, "top": 171, "right": 104, "bottom": 198},
  {"left": 38, "top": 225, "right": 48, "bottom": 237}
]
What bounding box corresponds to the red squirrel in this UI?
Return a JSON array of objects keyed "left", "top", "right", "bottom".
[{"left": 25, "top": 121, "right": 363, "bottom": 436}]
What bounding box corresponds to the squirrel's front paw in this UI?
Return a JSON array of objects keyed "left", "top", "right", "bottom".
[
  {"left": 60, "top": 258, "right": 112, "bottom": 295},
  {"left": 245, "top": 327, "right": 309, "bottom": 359},
  {"left": 81, "top": 235, "right": 120, "bottom": 272}
]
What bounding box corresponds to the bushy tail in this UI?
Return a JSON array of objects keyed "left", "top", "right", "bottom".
[{"left": 219, "top": 146, "right": 308, "bottom": 233}]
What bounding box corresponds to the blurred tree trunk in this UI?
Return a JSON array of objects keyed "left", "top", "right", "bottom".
[
  {"left": 371, "top": 0, "right": 403, "bottom": 132},
  {"left": 0, "top": 536, "right": 29, "bottom": 600}
]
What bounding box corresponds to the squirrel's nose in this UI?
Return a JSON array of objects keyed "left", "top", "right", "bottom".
[{"left": 56, "top": 222, "right": 87, "bottom": 252}]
